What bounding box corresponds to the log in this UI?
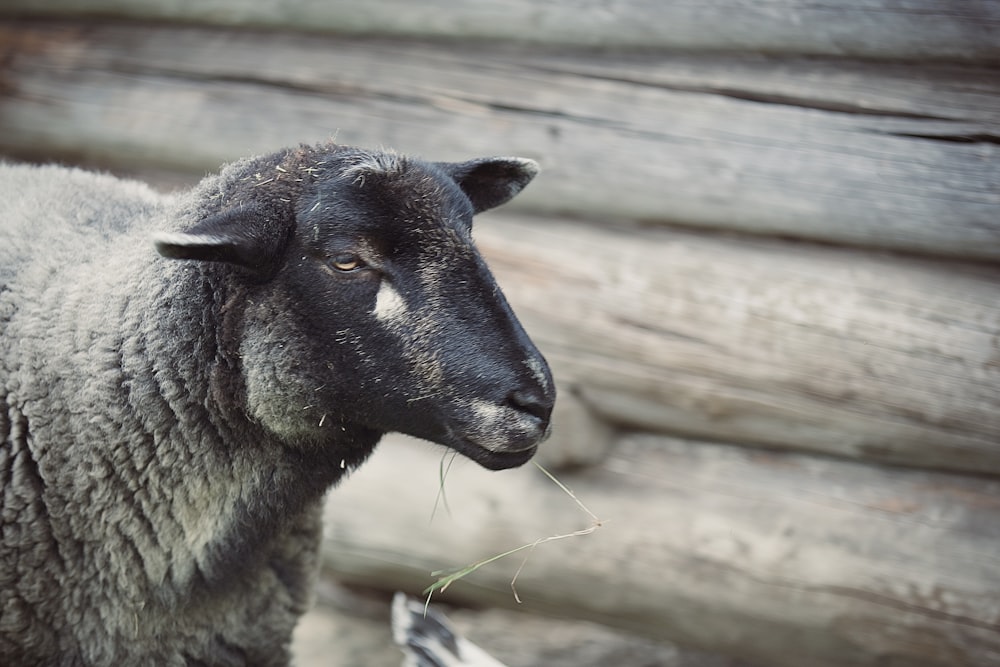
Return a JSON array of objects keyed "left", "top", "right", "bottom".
[
  {"left": 2, "top": 0, "right": 998, "bottom": 60},
  {"left": 294, "top": 581, "right": 742, "bottom": 667},
  {"left": 320, "top": 433, "right": 1000, "bottom": 667},
  {"left": 1, "top": 22, "right": 999, "bottom": 260},
  {"left": 528, "top": 383, "right": 613, "bottom": 470},
  {"left": 472, "top": 215, "right": 1000, "bottom": 474}
]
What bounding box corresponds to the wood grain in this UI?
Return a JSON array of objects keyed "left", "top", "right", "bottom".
[
  {"left": 474, "top": 214, "right": 1000, "bottom": 474},
  {"left": 1, "top": 22, "right": 998, "bottom": 259},
  {"left": 2, "top": 0, "right": 998, "bottom": 60},
  {"left": 321, "top": 433, "right": 1000, "bottom": 667}
]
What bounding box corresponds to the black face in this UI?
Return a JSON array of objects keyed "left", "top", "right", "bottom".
[{"left": 156, "top": 147, "right": 554, "bottom": 470}]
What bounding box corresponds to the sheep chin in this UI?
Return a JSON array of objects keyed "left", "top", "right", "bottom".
[
  {"left": 452, "top": 439, "right": 539, "bottom": 471},
  {"left": 439, "top": 415, "right": 549, "bottom": 470}
]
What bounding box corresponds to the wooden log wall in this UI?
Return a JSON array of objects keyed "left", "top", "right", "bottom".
[
  {"left": 1, "top": 5, "right": 998, "bottom": 666},
  {"left": 3, "top": 0, "right": 999, "bottom": 60},
  {"left": 323, "top": 434, "right": 1000, "bottom": 667},
  {"left": 0, "top": 22, "right": 998, "bottom": 259},
  {"left": 475, "top": 216, "right": 1000, "bottom": 475}
]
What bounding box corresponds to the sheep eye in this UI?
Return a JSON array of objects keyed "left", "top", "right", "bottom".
[{"left": 330, "top": 254, "right": 365, "bottom": 272}]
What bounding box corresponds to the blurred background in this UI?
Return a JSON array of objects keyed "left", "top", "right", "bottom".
[{"left": 2, "top": 2, "right": 999, "bottom": 665}]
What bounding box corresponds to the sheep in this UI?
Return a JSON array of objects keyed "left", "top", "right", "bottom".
[{"left": 0, "top": 142, "right": 555, "bottom": 666}]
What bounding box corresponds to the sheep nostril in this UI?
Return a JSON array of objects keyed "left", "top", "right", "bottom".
[{"left": 507, "top": 388, "right": 553, "bottom": 422}]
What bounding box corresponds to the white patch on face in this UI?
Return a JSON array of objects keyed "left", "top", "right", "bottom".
[
  {"left": 373, "top": 281, "right": 408, "bottom": 323},
  {"left": 388, "top": 264, "right": 447, "bottom": 393},
  {"left": 467, "top": 398, "right": 527, "bottom": 451},
  {"left": 470, "top": 398, "right": 505, "bottom": 426}
]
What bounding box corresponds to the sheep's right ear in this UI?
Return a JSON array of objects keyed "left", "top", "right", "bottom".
[{"left": 153, "top": 204, "right": 291, "bottom": 278}]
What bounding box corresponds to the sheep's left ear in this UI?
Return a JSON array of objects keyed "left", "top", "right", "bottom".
[
  {"left": 152, "top": 203, "right": 291, "bottom": 279},
  {"left": 436, "top": 157, "right": 539, "bottom": 214}
]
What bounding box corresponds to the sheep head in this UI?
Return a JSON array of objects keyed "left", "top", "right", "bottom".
[{"left": 154, "top": 145, "right": 554, "bottom": 471}]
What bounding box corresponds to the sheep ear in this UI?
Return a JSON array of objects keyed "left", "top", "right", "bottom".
[
  {"left": 153, "top": 204, "right": 290, "bottom": 277},
  {"left": 436, "top": 157, "right": 539, "bottom": 214}
]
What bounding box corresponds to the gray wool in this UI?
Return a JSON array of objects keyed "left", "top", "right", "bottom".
[{"left": 0, "top": 162, "right": 333, "bottom": 666}]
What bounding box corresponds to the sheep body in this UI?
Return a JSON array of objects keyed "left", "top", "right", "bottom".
[{"left": 0, "top": 144, "right": 552, "bottom": 665}]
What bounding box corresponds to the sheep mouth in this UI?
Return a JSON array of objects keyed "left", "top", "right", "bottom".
[
  {"left": 450, "top": 424, "right": 550, "bottom": 470},
  {"left": 456, "top": 440, "right": 538, "bottom": 470},
  {"left": 436, "top": 406, "right": 550, "bottom": 470}
]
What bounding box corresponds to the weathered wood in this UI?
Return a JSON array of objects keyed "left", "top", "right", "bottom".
[
  {"left": 2, "top": 0, "right": 998, "bottom": 60},
  {"left": 321, "top": 434, "right": 1000, "bottom": 667},
  {"left": 294, "top": 582, "right": 742, "bottom": 667},
  {"left": 1, "top": 22, "right": 998, "bottom": 260},
  {"left": 472, "top": 215, "right": 1000, "bottom": 474},
  {"left": 533, "top": 384, "right": 613, "bottom": 470}
]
